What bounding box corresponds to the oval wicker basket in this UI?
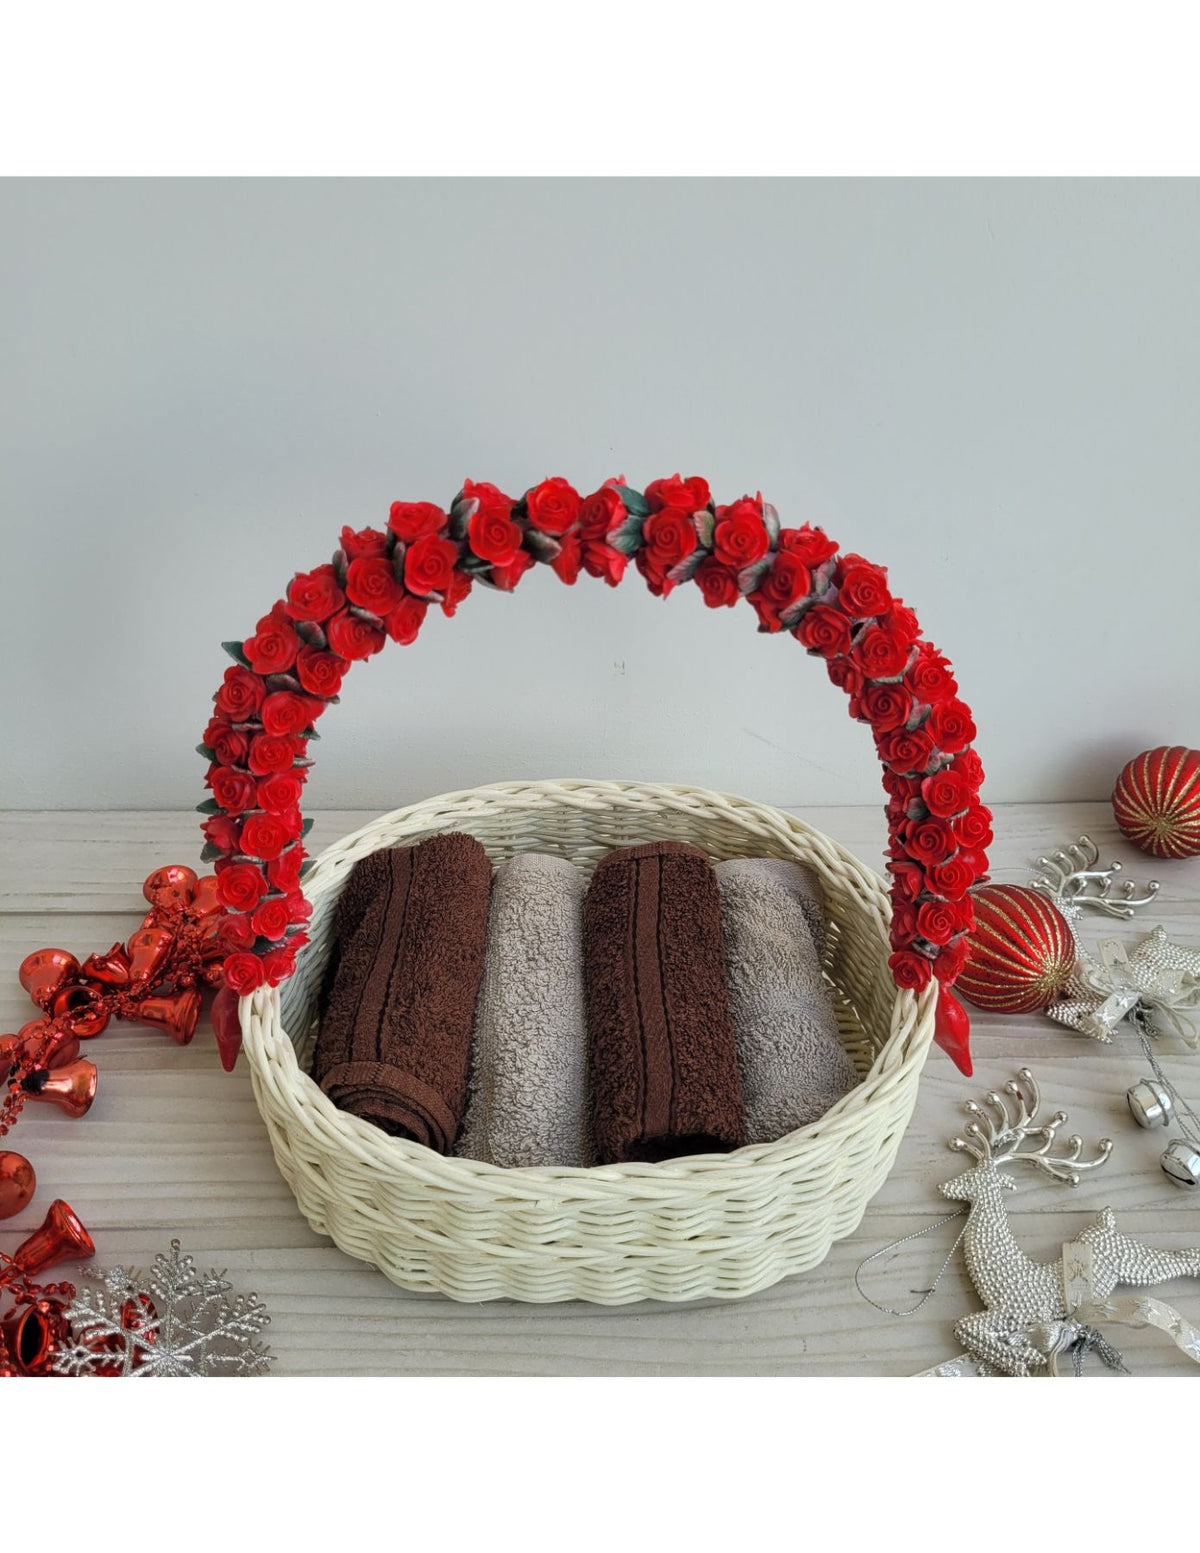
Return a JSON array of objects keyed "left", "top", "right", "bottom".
[{"left": 240, "top": 778, "right": 936, "bottom": 1304}]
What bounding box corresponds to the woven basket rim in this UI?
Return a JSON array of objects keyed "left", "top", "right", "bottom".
[{"left": 243, "top": 778, "right": 935, "bottom": 1188}]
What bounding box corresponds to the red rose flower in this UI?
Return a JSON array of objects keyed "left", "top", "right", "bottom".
[
  {"left": 326, "top": 608, "right": 386, "bottom": 661},
  {"left": 694, "top": 557, "right": 740, "bottom": 609},
  {"left": 877, "top": 725, "right": 936, "bottom": 773},
  {"left": 903, "top": 817, "right": 958, "bottom": 865},
  {"left": 247, "top": 733, "right": 301, "bottom": 776},
  {"left": 747, "top": 591, "right": 784, "bottom": 632},
  {"left": 209, "top": 767, "right": 258, "bottom": 813},
  {"left": 339, "top": 526, "right": 389, "bottom": 559},
  {"left": 257, "top": 771, "right": 305, "bottom": 813},
  {"left": 794, "top": 604, "right": 852, "bottom": 657},
  {"left": 954, "top": 804, "right": 994, "bottom": 849},
  {"left": 267, "top": 849, "right": 305, "bottom": 892},
  {"left": 219, "top": 913, "right": 256, "bottom": 952},
  {"left": 778, "top": 524, "right": 838, "bottom": 566},
  {"left": 385, "top": 596, "right": 428, "bottom": 644},
  {"left": 861, "top": 683, "right": 913, "bottom": 732},
  {"left": 581, "top": 539, "right": 629, "bottom": 587},
  {"left": 251, "top": 897, "right": 291, "bottom": 943},
  {"left": 490, "top": 550, "right": 535, "bottom": 591},
  {"left": 921, "top": 768, "right": 972, "bottom": 818},
  {"left": 712, "top": 497, "right": 769, "bottom": 569},
  {"left": 387, "top": 501, "right": 446, "bottom": 543},
  {"left": 927, "top": 699, "right": 977, "bottom": 754},
  {"left": 889, "top": 601, "right": 919, "bottom": 642},
  {"left": 580, "top": 484, "right": 625, "bottom": 539},
  {"left": 851, "top": 622, "right": 913, "bottom": 679},
  {"left": 906, "top": 643, "right": 957, "bottom": 705},
  {"left": 223, "top": 952, "right": 265, "bottom": 995},
  {"left": 551, "top": 530, "right": 582, "bottom": 586},
  {"left": 345, "top": 556, "right": 405, "bottom": 614},
  {"left": 440, "top": 570, "right": 473, "bottom": 617},
  {"left": 891, "top": 901, "right": 920, "bottom": 944},
  {"left": 261, "top": 692, "right": 316, "bottom": 737},
  {"left": 205, "top": 722, "right": 250, "bottom": 767},
  {"left": 887, "top": 858, "right": 927, "bottom": 901},
  {"left": 952, "top": 748, "right": 985, "bottom": 788},
  {"left": 889, "top": 949, "right": 933, "bottom": 992},
  {"left": 643, "top": 509, "right": 697, "bottom": 569},
  {"left": 240, "top": 814, "right": 290, "bottom": 862},
  {"left": 645, "top": 474, "right": 710, "bottom": 512},
  {"left": 837, "top": 562, "right": 892, "bottom": 619},
  {"left": 215, "top": 666, "right": 265, "bottom": 721},
  {"left": 262, "top": 944, "right": 301, "bottom": 986},
  {"left": 468, "top": 506, "right": 522, "bottom": 566},
  {"left": 758, "top": 552, "right": 811, "bottom": 610},
  {"left": 202, "top": 813, "right": 242, "bottom": 854},
  {"left": 917, "top": 900, "right": 960, "bottom": 946},
  {"left": 285, "top": 565, "right": 345, "bottom": 623},
  {"left": 404, "top": 534, "right": 459, "bottom": 597},
  {"left": 215, "top": 863, "right": 269, "bottom": 913},
  {"left": 243, "top": 609, "right": 300, "bottom": 676},
  {"left": 285, "top": 890, "right": 313, "bottom": 926},
  {"left": 827, "top": 656, "right": 864, "bottom": 698},
  {"left": 926, "top": 855, "right": 976, "bottom": 900},
  {"left": 295, "top": 647, "right": 347, "bottom": 699},
  {"left": 933, "top": 938, "right": 971, "bottom": 983},
  {"left": 526, "top": 477, "right": 582, "bottom": 535}
]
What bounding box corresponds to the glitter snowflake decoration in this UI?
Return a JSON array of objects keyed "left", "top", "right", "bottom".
[{"left": 51, "top": 1240, "right": 273, "bottom": 1377}]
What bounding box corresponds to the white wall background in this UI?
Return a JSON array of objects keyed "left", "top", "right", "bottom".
[{"left": 2, "top": 179, "right": 1197, "bottom": 814}]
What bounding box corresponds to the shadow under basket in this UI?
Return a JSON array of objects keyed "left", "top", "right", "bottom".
[{"left": 239, "top": 779, "right": 936, "bottom": 1304}]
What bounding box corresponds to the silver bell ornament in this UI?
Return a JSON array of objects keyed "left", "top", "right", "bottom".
[
  {"left": 1161, "top": 1139, "right": 1200, "bottom": 1189},
  {"left": 1128, "top": 1078, "right": 1174, "bottom": 1130}
]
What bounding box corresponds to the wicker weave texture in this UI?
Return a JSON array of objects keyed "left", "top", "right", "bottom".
[{"left": 242, "top": 780, "right": 936, "bottom": 1304}]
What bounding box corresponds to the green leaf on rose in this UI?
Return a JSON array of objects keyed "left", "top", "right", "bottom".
[
  {"left": 666, "top": 549, "right": 705, "bottom": 588},
  {"left": 523, "top": 528, "right": 562, "bottom": 564},
  {"left": 738, "top": 557, "right": 772, "bottom": 595},
  {"left": 607, "top": 512, "right": 646, "bottom": 556},
  {"left": 612, "top": 484, "right": 650, "bottom": 518},
  {"left": 692, "top": 509, "right": 715, "bottom": 551},
  {"left": 196, "top": 797, "right": 222, "bottom": 815},
  {"left": 200, "top": 841, "right": 225, "bottom": 864},
  {"left": 222, "top": 641, "right": 252, "bottom": 669},
  {"left": 762, "top": 502, "right": 781, "bottom": 546},
  {"left": 196, "top": 743, "right": 216, "bottom": 761}
]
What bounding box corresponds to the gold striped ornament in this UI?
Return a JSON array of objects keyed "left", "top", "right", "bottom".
[
  {"left": 956, "top": 885, "right": 1076, "bottom": 1014},
  {"left": 1112, "top": 745, "right": 1200, "bottom": 860}
]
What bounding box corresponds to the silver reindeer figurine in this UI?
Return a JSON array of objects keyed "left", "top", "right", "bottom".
[{"left": 939, "top": 1069, "right": 1200, "bottom": 1374}]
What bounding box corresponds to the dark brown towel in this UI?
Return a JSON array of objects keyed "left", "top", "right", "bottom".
[
  {"left": 312, "top": 832, "right": 492, "bottom": 1151},
  {"left": 584, "top": 840, "right": 745, "bottom": 1164}
]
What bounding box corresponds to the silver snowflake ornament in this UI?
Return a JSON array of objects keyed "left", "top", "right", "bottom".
[{"left": 51, "top": 1240, "right": 273, "bottom": 1377}]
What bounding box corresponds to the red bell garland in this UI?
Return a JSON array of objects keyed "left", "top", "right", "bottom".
[{"left": 198, "top": 476, "right": 992, "bottom": 1072}]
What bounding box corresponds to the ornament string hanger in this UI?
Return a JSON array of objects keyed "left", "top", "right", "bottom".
[{"left": 1030, "top": 835, "right": 1160, "bottom": 921}]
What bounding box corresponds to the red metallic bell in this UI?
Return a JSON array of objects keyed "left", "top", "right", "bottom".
[
  {"left": 188, "top": 874, "right": 222, "bottom": 919},
  {"left": 23, "top": 1058, "right": 98, "bottom": 1119},
  {"left": 80, "top": 942, "right": 132, "bottom": 988},
  {"left": 0, "top": 1152, "right": 36, "bottom": 1219},
  {"left": 50, "top": 981, "right": 111, "bottom": 1038},
  {"left": 125, "top": 925, "right": 176, "bottom": 988},
  {"left": 19, "top": 1018, "right": 81, "bottom": 1070},
  {"left": 136, "top": 988, "right": 201, "bottom": 1045},
  {"left": 143, "top": 864, "right": 198, "bottom": 912},
  {"left": 0, "top": 1304, "right": 57, "bottom": 1374},
  {"left": 18, "top": 949, "right": 82, "bottom": 1012},
  {"left": 12, "top": 1199, "right": 96, "bottom": 1276}
]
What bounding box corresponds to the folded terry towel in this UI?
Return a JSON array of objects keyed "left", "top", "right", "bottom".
[
  {"left": 312, "top": 832, "right": 492, "bottom": 1151},
  {"left": 584, "top": 841, "right": 745, "bottom": 1165},
  {"left": 457, "top": 853, "right": 592, "bottom": 1169},
  {"left": 713, "top": 857, "right": 858, "bottom": 1141}
]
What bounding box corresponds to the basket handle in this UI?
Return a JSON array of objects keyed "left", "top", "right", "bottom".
[{"left": 198, "top": 476, "right": 989, "bottom": 1073}]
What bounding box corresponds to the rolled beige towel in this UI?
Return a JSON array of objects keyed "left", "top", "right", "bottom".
[
  {"left": 714, "top": 857, "right": 858, "bottom": 1142},
  {"left": 458, "top": 853, "right": 592, "bottom": 1169}
]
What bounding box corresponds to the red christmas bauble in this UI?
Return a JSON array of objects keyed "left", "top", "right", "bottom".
[
  {"left": 956, "top": 885, "right": 1075, "bottom": 1014},
  {"left": 1112, "top": 745, "right": 1200, "bottom": 860}
]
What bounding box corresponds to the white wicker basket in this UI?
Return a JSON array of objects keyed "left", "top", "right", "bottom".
[{"left": 239, "top": 778, "right": 935, "bottom": 1304}]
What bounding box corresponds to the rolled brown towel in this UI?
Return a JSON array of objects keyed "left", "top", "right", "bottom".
[
  {"left": 584, "top": 840, "right": 745, "bottom": 1164},
  {"left": 312, "top": 832, "right": 492, "bottom": 1151}
]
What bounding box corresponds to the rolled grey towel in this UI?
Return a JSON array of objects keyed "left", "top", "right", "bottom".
[
  {"left": 458, "top": 853, "right": 593, "bottom": 1169},
  {"left": 714, "top": 857, "right": 858, "bottom": 1142}
]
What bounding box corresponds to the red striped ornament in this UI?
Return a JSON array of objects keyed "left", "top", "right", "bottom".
[
  {"left": 956, "top": 885, "right": 1076, "bottom": 1015},
  {"left": 1112, "top": 745, "right": 1200, "bottom": 860}
]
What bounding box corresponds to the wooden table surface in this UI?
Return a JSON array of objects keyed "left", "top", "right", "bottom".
[{"left": 3, "top": 801, "right": 1198, "bottom": 1376}]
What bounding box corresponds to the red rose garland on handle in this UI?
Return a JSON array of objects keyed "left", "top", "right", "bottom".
[{"left": 199, "top": 477, "right": 990, "bottom": 1075}]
